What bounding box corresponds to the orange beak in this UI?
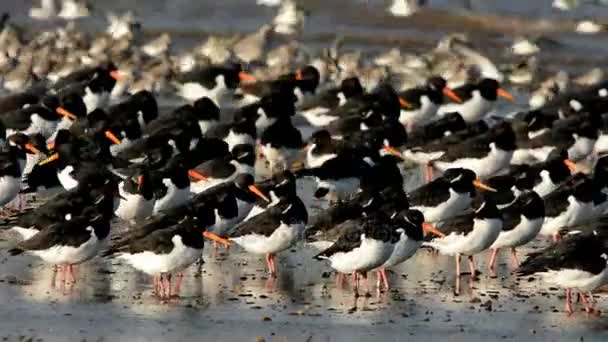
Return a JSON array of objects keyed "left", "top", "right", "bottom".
[
  {"left": 497, "top": 88, "right": 515, "bottom": 102},
  {"left": 56, "top": 107, "right": 77, "bottom": 121},
  {"left": 248, "top": 184, "right": 270, "bottom": 202},
  {"left": 383, "top": 145, "right": 402, "bottom": 158},
  {"left": 422, "top": 222, "right": 445, "bottom": 237},
  {"left": 295, "top": 70, "right": 303, "bottom": 80},
  {"left": 473, "top": 179, "right": 497, "bottom": 192},
  {"left": 39, "top": 153, "right": 59, "bottom": 165},
  {"left": 399, "top": 97, "right": 413, "bottom": 109},
  {"left": 188, "top": 169, "right": 208, "bottom": 182},
  {"left": 238, "top": 72, "right": 256, "bottom": 83},
  {"left": 203, "top": 231, "right": 231, "bottom": 247},
  {"left": 47, "top": 142, "right": 55, "bottom": 150},
  {"left": 105, "top": 130, "right": 121, "bottom": 145},
  {"left": 443, "top": 87, "right": 463, "bottom": 103},
  {"left": 24, "top": 143, "right": 40, "bottom": 154},
  {"left": 110, "top": 70, "right": 122, "bottom": 81},
  {"left": 564, "top": 159, "right": 577, "bottom": 173}
]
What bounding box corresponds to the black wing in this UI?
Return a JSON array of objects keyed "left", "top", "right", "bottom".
[
  {"left": 314, "top": 226, "right": 363, "bottom": 259},
  {"left": 408, "top": 179, "right": 451, "bottom": 207}
]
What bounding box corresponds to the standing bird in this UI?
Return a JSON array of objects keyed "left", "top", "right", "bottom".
[
  {"left": 424, "top": 200, "right": 503, "bottom": 294},
  {"left": 517, "top": 230, "right": 608, "bottom": 315},
  {"left": 8, "top": 210, "right": 111, "bottom": 286},
  {"left": 229, "top": 195, "right": 307, "bottom": 276},
  {"left": 487, "top": 191, "right": 545, "bottom": 276}
]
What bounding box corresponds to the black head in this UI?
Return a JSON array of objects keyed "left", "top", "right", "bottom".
[
  {"left": 219, "top": 62, "right": 244, "bottom": 89},
  {"left": 573, "top": 122, "right": 599, "bottom": 140},
  {"left": 473, "top": 200, "right": 501, "bottom": 220},
  {"left": 379, "top": 118, "right": 408, "bottom": 149},
  {"left": 477, "top": 78, "right": 500, "bottom": 101},
  {"left": 131, "top": 90, "right": 159, "bottom": 123},
  {"left": 41, "top": 95, "right": 60, "bottom": 111},
  {"left": 359, "top": 191, "right": 382, "bottom": 215},
  {"left": 398, "top": 209, "right": 426, "bottom": 241},
  {"left": 88, "top": 66, "right": 118, "bottom": 93},
  {"left": 340, "top": 77, "right": 364, "bottom": 99},
  {"left": 234, "top": 173, "right": 256, "bottom": 190},
  {"left": 369, "top": 83, "right": 400, "bottom": 120},
  {"left": 135, "top": 170, "right": 155, "bottom": 200},
  {"left": 490, "top": 122, "right": 517, "bottom": 151},
  {"left": 544, "top": 149, "right": 573, "bottom": 184},
  {"left": 571, "top": 177, "right": 595, "bottom": 203},
  {"left": 443, "top": 168, "right": 477, "bottom": 194},
  {"left": 193, "top": 96, "right": 220, "bottom": 121},
  {"left": 60, "top": 93, "right": 87, "bottom": 119},
  {"left": 515, "top": 191, "right": 545, "bottom": 220},
  {"left": 360, "top": 154, "right": 404, "bottom": 192},
  {"left": 427, "top": 76, "right": 447, "bottom": 92},
  {"left": 295, "top": 65, "right": 320, "bottom": 93},
  {"left": 271, "top": 170, "right": 297, "bottom": 198},
  {"left": 231, "top": 118, "right": 257, "bottom": 138},
  {"left": 161, "top": 155, "right": 190, "bottom": 188},
  {"left": 309, "top": 130, "right": 332, "bottom": 147},
  {"left": 231, "top": 144, "right": 255, "bottom": 166},
  {"left": 593, "top": 155, "right": 608, "bottom": 187},
  {"left": 523, "top": 110, "right": 556, "bottom": 134}
]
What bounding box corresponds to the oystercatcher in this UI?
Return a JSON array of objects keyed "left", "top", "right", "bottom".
[
  {"left": 397, "top": 76, "right": 462, "bottom": 132},
  {"left": 409, "top": 168, "right": 496, "bottom": 223},
  {"left": 428, "top": 122, "right": 517, "bottom": 180},
  {"left": 174, "top": 62, "right": 255, "bottom": 105},
  {"left": 298, "top": 77, "right": 365, "bottom": 127},
  {"left": 229, "top": 194, "right": 307, "bottom": 276},
  {"left": 259, "top": 115, "right": 304, "bottom": 173},
  {"left": 190, "top": 144, "right": 256, "bottom": 194},
  {"left": 517, "top": 230, "right": 608, "bottom": 315},
  {"left": 424, "top": 200, "right": 503, "bottom": 294},
  {"left": 115, "top": 170, "right": 155, "bottom": 222},
  {"left": 488, "top": 191, "right": 545, "bottom": 275},
  {"left": 8, "top": 209, "right": 111, "bottom": 285},
  {"left": 437, "top": 78, "right": 515, "bottom": 122},
  {"left": 539, "top": 175, "right": 595, "bottom": 241}
]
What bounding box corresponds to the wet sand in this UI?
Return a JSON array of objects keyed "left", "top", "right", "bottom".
[
  {"left": 1, "top": 170, "right": 607, "bottom": 341},
  {"left": 2, "top": 0, "right": 608, "bottom": 341}
]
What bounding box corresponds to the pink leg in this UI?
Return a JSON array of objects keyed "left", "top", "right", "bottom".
[
  {"left": 269, "top": 254, "right": 277, "bottom": 276},
  {"left": 60, "top": 265, "right": 67, "bottom": 284},
  {"left": 158, "top": 274, "right": 165, "bottom": 298},
  {"left": 174, "top": 272, "right": 184, "bottom": 296},
  {"left": 565, "top": 288, "right": 574, "bottom": 315},
  {"left": 265, "top": 254, "right": 273, "bottom": 275},
  {"left": 580, "top": 292, "right": 595, "bottom": 314},
  {"left": 379, "top": 268, "right": 390, "bottom": 290},
  {"left": 68, "top": 264, "right": 76, "bottom": 284},
  {"left": 336, "top": 273, "right": 345, "bottom": 288},
  {"left": 510, "top": 248, "right": 520, "bottom": 268},
  {"left": 424, "top": 164, "right": 434, "bottom": 183},
  {"left": 468, "top": 255, "right": 476, "bottom": 278},
  {"left": 362, "top": 272, "right": 370, "bottom": 294},
  {"left": 553, "top": 233, "right": 561, "bottom": 243},
  {"left": 166, "top": 273, "right": 173, "bottom": 298},
  {"left": 352, "top": 272, "right": 360, "bottom": 293},
  {"left": 488, "top": 248, "right": 499, "bottom": 277},
  {"left": 588, "top": 292, "right": 596, "bottom": 304},
  {"left": 455, "top": 254, "right": 461, "bottom": 295}
]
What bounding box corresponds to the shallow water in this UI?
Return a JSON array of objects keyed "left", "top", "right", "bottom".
[{"left": 2, "top": 0, "right": 608, "bottom": 341}]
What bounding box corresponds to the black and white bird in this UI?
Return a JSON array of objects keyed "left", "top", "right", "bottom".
[
  {"left": 190, "top": 144, "right": 256, "bottom": 194},
  {"left": 259, "top": 115, "right": 304, "bottom": 173},
  {"left": 114, "top": 170, "right": 155, "bottom": 222},
  {"left": 105, "top": 214, "right": 223, "bottom": 298},
  {"left": 298, "top": 77, "right": 365, "bottom": 127},
  {"left": 437, "top": 78, "right": 515, "bottom": 122},
  {"left": 487, "top": 191, "right": 545, "bottom": 275},
  {"left": 229, "top": 194, "right": 308, "bottom": 276},
  {"left": 517, "top": 230, "right": 608, "bottom": 315},
  {"left": 409, "top": 168, "right": 496, "bottom": 223},
  {"left": 424, "top": 200, "right": 503, "bottom": 294},
  {"left": 8, "top": 209, "right": 112, "bottom": 285},
  {"left": 397, "top": 76, "right": 462, "bottom": 132}
]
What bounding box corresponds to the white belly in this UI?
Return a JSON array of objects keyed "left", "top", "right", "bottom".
[
  {"left": 412, "top": 189, "right": 471, "bottom": 223},
  {"left": 114, "top": 184, "right": 154, "bottom": 221},
  {"left": 399, "top": 96, "right": 437, "bottom": 127},
  {"left": 33, "top": 231, "right": 106, "bottom": 265},
  {"left": 300, "top": 107, "right": 338, "bottom": 127},
  {"left": 119, "top": 235, "right": 202, "bottom": 275},
  {"left": 152, "top": 180, "right": 191, "bottom": 215},
  {"left": 434, "top": 146, "right": 512, "bottom": 179},
  {"left": 57, "top": 166, "right": 79, "bottom": 190},
  {"left": 382, "top": 236, "right": 422, "bottom": 268},
  {"left": 539, "top": 199, "right": 593, "bottom": 237},
  {"left": 231, "top": 223, "right": 305, "bottom": 255},
  {"left": 491, "top": 216, "right": 544, "bottom": 249},
  {"left": 324, "top": 237, "right": 394, "bottom": 274},
  {"left": 438, "top": 91, "right": 493, "bottom": 122},
  {"left": 425, "top": 218, "right": 502, "bottom": 256},
  {"left": 538, "top": 267, "right": 608, "bottom": 292}
]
